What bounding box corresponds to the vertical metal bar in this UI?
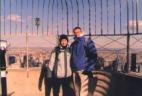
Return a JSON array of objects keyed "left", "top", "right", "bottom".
[
  {"left": 32, "top": 0, "right": 34, "bottom": 34},
  {"left": 10, "top": 0, "right": 12, "bottom": 35},
  {"left": 136, "top": 0, "right": 139, "bottom": 34},
  {"left": 26, "top": 32, "right": 29, "bottom": 77},
  {"left": 0, "top": 0, "right": 1, "bottom": 40},
  {"left": 126, "top": 0, "right": 130, "bottom": 72},
  {"left": 107, "top": 0, "right": 109, "bottom": 34},
  {"left": 21, "top": 0, "right": 23, "bottom": 35},
  {"left": 126, "top": 35, "right": 130, "bottom": 72},
  {"left": 57, "top": 0, "right": 59, "bottom": 35},
  {"left": 3, "top": 0, "right": 6, "bottom": 35},
  {"left": 0, "top": 50, "right": 7, "bottom": 96},
  {"left": 52, "top": 0, "right": 54, "bottom": 34},
  {"left": 15, "top": 0, "right": 18, "bottom": 35},
  {"left": 100, "top": 0, "right": 103, "bottom": 35},
  {"left": 42, "top": 0, "right": 45, "bottom": 35},
  {"left": 69, "top": 0, "right": 73, "bottom": 30},
  {"left": 26, "top": 0, "right": 29, "bottom": 78},
  {"left": 119, "top": 0, "right": 122, "bottom": 34},
  {"left": 37, "top": 0, "right": 40, "bottom": 35},
  {"left": 132, "top": 0, "right": 134, "bottom": 34},
  {"left": 37, "top": 0, "right": 40, "bottom": 17},
  {"left": 94, "top": 0, "right": 96, "bottom": 34},
  {"left": 61, "top": 0, "right": 64, "bottom": 34},
  {"left": 65, "top": 0, "right": 69, "bottom": 35},
  {"left": 82, "top": 0, "right": 85, "bottom": 30},
  {"left": 88, "top": 0, "right": 91, "bottom": 36},
  {"left": 75, "top": 0, "right": 79, "bottom": 26},
  {"left": 47, "top": 0, "right": 50, "bottom": 35},
  {"left": 114, "top": 0, "right": 116, "bottom": 35}
]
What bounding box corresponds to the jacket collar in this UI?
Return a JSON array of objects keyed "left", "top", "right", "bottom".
[
  {"left": 59, "top": 45, "right": 69, "bottom": 50},
  {"left": 74, "top": 35, "right": 85, "bottom": 42}
]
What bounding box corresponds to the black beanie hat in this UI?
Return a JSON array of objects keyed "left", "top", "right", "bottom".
[{"left": 59, "top": 34, "right": 68, "bottom": 42}]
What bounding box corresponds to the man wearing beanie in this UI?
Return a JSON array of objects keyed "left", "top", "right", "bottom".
[{"left": 48, "top": 34, "right": 74, "bottom": 96}]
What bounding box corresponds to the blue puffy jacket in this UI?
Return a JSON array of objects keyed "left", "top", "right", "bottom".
[{"left": 70, "top": 36, "right": 97, "bottom": 72}]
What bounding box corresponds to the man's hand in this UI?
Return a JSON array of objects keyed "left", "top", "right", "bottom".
[{"left": 82, "top": 70, "right": 93, "bottom": 77}]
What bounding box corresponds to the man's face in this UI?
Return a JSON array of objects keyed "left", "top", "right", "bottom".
[
  {"left": 73, "top": 29, "right": 82, "bottom": 37},
  {"left": 60, "top": 39, "right": 68, "bottom": 47}
]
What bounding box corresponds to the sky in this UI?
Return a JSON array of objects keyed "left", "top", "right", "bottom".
[{"left": 0, "top": 0, "right": 142, "bottom": 49}]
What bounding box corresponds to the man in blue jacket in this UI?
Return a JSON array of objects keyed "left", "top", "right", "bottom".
[{"left": 71, "top": 27, "right": 98, "bottom": 96}]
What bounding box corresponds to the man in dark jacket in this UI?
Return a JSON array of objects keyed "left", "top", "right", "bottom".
[
  {"left": 71, "top": 27, "right": 97, "bottom": 96},
  {"left": 38, "top": 60, "right": 53, "bottom": 96}
]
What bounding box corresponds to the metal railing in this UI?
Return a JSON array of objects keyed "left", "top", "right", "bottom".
[{"left": 0, "top": 0, "right": 141, "bottom": 36}]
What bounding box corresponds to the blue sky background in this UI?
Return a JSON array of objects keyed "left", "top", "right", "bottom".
[{"left": 0, "top": 0, "right": 142, "bottom": 35}]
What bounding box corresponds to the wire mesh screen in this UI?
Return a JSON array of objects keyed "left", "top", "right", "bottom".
[{"left": 0, "top": 0, "right": 142, "bottom": 36}]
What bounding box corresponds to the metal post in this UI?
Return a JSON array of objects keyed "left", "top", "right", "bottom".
[
  {"left": 126, "top": 0, "right": 130, "bottom": 73},
  {"left": 0, "top": 49, "right": 7, "bottom": 96},
  {"left": 126, "top": 33, "right": 130, "bottom": 72},
  {"left": 3, "top": 0, "right": 6, "bottom": 35},
  {"left": 107, "top": 0, "right": 109, "bottom": 34},
  {"left": 65, "top": 0, "right": 69, "bottom": 35},
  {"left": 10, "top": 0, "right": 12, "bottom": 35},
  {"left": 114, "top": 0, "right": 116, "bottom": 34},
  {"left": 88, "top": 0, "right": 91, "bottom": 37},
  {"left": 57, "top": 0, "right": 59, "bottom": 35},
  {"left": 47, "top": 0, "right": 51, "bottom": 35},
  {"left": 0, "top": 0, "right": 1, "bottom": 39},
  {"left": 100, "top": 0, "right": 103, "bottom": 35},
  {"left": 21, "top": 0, "right": 23, "bottom": 34},
  {"left": 26, "top": 0, "right": 29, "bottom": 78},
  {"left": 51, "top": 0, "right": 54, "bottom": 35},
  {"left": 26, "top": 31, "right": 29, "bottom": 78},
  {"left": 76, "top": 0, "right": 79, "bottom": 26},
  {"left": 42, "top": 0, "right": 45, "bottom": 35},
  {"left": 61, "top": 0, "right": 64, "bottom": 34},
  {"left": 136, "top": 0, "right": 139, "bottom": 34}
]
